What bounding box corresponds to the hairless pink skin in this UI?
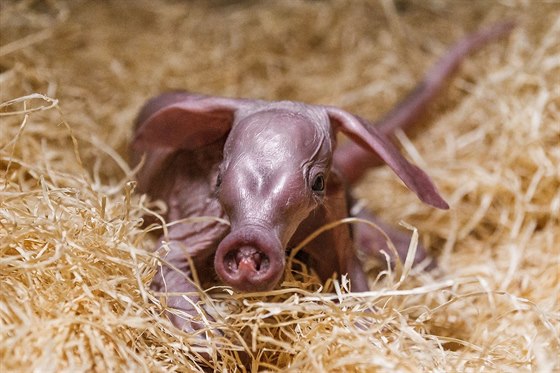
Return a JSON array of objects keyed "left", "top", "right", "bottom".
[{"left": 131, "top": 22, "right": 514, "bottom": 332}]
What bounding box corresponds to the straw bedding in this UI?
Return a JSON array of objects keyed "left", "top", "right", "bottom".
[{"left": 1, "top": 0, "right": 558, "bottom": 371}]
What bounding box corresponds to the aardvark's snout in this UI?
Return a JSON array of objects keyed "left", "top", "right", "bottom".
[{"left": 214, "top": 226, "right": 285, "bottom": 292}]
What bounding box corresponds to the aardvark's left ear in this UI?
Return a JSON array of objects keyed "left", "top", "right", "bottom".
[{"left": 326, "top": 106, "right": 449, "bottom": 209}]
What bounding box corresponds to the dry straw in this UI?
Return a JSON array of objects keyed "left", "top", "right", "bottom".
[{"left": 1, "top": 1, "right": 559, "bottom": 372}]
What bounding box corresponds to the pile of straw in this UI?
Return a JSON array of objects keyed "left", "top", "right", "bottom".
[{"left": 1, "top": 1, "right": 558, "bottom": 371}]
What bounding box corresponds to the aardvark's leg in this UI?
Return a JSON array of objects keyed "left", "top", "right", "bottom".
[
  {"left": 351, "top": 206, "right": 436, "bottom": 270},
  {"left": 150, "top": 239, "right": 212, "bottom": 333}
]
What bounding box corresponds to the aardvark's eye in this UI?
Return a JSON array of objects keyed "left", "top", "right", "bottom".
[{"left": 311, "top": 173, "right": 325, "bottom": 193}]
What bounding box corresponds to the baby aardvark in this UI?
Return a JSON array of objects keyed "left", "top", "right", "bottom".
[{"left": 131, "top": 22, "right": 514, "bottom": 331}]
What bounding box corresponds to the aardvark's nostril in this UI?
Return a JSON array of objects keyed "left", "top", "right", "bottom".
[
  {"left": 224, "top": 246, "right": 270, "bottom": 274},
  {"left": 214, "top": 226, "right": 285, "bottom": 292}
]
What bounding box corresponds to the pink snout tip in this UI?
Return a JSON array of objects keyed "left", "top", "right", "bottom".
[{"left": 214, "top": 227, "right": 285, "bottom": 292}]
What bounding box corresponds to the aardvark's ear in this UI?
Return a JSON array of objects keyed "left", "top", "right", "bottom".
[
  {"left": 326, "top": 107, "right": 449, "bottom": 209},
  {"left": 133, "top": 92, "right": 249, "bottom": 151}
]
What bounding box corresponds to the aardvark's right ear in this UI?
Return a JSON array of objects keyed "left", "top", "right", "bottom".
[{"left": 133, "top": 92, "right": 248, "bottom": 151}]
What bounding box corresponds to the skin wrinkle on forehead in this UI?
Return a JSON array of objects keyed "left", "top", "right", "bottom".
[
  {"left": 227, "top": 107, "right": 331, "bottom": 171},
  {"left": 220, "top": 103, "right": 334, "bottom": 194}
]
